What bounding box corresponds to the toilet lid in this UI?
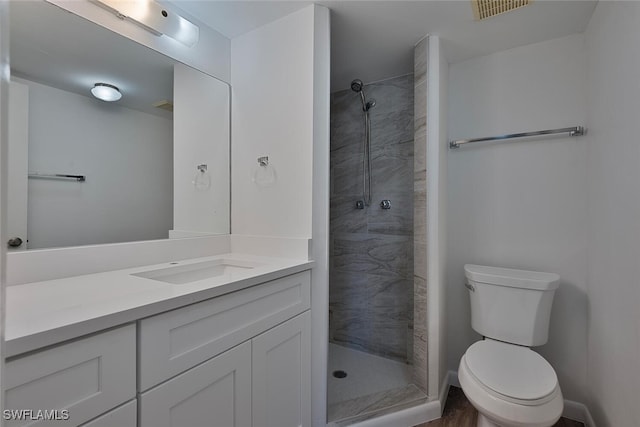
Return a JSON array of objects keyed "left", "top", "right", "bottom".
[{"left": 465, "top": 340, "right": 558, "bottom": 401}]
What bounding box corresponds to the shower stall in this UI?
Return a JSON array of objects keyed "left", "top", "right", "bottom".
[{"left": 328, "top": 73, "right": 427, "bottom": 424}]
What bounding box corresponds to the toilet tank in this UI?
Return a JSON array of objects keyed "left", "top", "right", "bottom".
[{"left": 464, "top": 264, "right": 560, "bottom": 347}]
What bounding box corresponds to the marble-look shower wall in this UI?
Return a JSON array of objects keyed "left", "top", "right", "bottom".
[
  {"left": 329, "top": 74, "right": 414, "bottom": 362},
  {"left": 412, "top": 38, "right": 428, "bottom": 391}
]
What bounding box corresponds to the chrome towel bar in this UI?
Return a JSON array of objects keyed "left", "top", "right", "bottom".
[
  {"left": 449, "top": 126, "right": 585, "bottom": 149},
  {"left": 28, "top": 173, "right": 86, "bottom": 182}
]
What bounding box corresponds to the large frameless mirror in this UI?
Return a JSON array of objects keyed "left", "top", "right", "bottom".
[{"left": 7, "top": 0, "right": 230, "bottom": 250}]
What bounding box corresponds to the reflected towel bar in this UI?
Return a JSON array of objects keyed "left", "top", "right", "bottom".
[
  {"left": 28, "top": 173, "right": 86, "bottom": 182},
  {"left": 449, "top": 126, "right": 585, "bottom": 149}
]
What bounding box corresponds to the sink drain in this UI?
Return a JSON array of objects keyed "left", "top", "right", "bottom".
[{"left": 332, "top": 370, "right": 347, "bottom": 379}]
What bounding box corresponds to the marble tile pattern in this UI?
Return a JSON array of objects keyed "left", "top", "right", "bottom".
[
  {"left": 415, "top": 387, "right": 585, "bottom": 427},
  {"left": 413, "top": 38, "right": 429, "bottom": 392},
  {"left": 330, "top": 74, "right": 415, "bottom": 362},
  {"left": 329, "top": 384, "right": 427, "bottom": 425}
]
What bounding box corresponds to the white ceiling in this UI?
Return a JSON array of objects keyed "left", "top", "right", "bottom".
[
  {"left": 173, "top": 0, "right": 597, "bottom": 92},
  {"left": 10, "top": 1, "right": 598, "bottom": 104}
]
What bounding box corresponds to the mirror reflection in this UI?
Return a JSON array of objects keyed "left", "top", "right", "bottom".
[{"left": 8, "top": 1, "right": 230, "bottom": 250}]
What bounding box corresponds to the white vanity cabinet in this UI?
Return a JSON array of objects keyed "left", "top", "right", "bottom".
[
  {"left": 138, "top": 270, "right": 311, "bottom": 390},
  {"left": 139, "top": 341, "right": 252, "bottom": 427},
  {"left": 5, "top": 268, "right": 312, "bottom": 427},
  {"left": 79, "top": 401, "right": 137, "bottom": 427},
  {"left": 252, "top": 311, "right": 311, "bottom": 427},
  {"left": 4, "top": 324, "right": 136, "bottom": 427},
  {"left": 139, "top": 270, "right": 312, "bottom": 427}
]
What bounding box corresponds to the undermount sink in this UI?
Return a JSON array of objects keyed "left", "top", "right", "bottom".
[{"left": 132, "top": 259, "right": 262, "bottom": 284}]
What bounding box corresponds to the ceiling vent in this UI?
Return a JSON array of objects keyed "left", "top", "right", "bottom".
[
  {"left": 153, "top": 100, "right": 174, "bottom": 112},
  {"left": 471, "top": 0, "right": 531, "bottom": 20}
]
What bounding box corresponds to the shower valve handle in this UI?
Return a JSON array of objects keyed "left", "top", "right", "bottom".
[{"left": 380, "top": 200, "right": 391, "bottom": 209}]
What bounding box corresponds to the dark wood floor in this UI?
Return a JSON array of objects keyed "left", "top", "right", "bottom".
[{"left": 415, "top": 387, "right": 584, "bottom": 427}]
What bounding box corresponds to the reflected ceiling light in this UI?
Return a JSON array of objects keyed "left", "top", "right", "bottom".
[
  {"left": 91, "top": 83, "right": 122, "bottom": 102},
  {"left": 91, "top": 0, "right": 200, "bottom": 47}
]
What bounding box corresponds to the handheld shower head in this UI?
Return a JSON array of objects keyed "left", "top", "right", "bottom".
[{"left": 351, "top": 78, "right": 375, "bottom": 111}]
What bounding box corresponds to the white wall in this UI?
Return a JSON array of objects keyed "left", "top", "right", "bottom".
[
  {"left": 584, "top": 3, "right": 640, "bottom": 426},
  {"left": 172, "top": 63, "right": 229, "bottom": 235},
  {"left": 7, "top": 82, "right": 28, "bottom": 250},
  {"left": 47, "top": 0, "right": 231, "bottom": 83},
  {"left": 22, "top": 77, "right": 173, "bottom": 249},
  {"left": 230, "top": 6, "right": 314, "bottom": 238},
  {"left": 0, "top": 0, "right": 9, "bottom": 407},
  {"left": 310, "top": 6, "right": 331, "bottom": 426},
  {"left": 426, "top": 35, "right": 449, "bottom": 399},
  {"left": 447, "top": 34, "right": 589, "bottom": 402}
]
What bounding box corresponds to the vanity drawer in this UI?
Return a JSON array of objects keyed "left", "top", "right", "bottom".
[
  {"left": 139, "top": 270, "right": 311, "bottom": 390},
  {"left": 5, "top": 324, "right": 136, "bottom": 427}
]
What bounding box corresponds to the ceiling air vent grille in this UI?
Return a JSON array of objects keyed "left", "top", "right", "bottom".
[{"left": 471, "top": 0, "right": 531, "bottom": 20}]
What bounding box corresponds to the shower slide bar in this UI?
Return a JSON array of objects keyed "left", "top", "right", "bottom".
[
  {"left": 449, "top": 126, "right": 585, "bottom": 149},
  {"left": 28, "top": 173, "right": 86, "bottom": 182}
]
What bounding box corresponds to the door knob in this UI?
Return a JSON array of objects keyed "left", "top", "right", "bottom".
[{"left": 7, "top": 237, "right": 23, "bottom": 248}]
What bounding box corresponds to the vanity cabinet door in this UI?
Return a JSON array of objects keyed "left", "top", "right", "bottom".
[
  {"left": 5, "top": 324, "right": 136, "bottom": 427},
  {"left": 252, "top": 311, "right": 311, "bottom": 427},
  {"left": 79, "top": 400, "right": 136, "bottom": 427},
  {"left": 139, "top": 341, "right": 251, "bottom": 427}
]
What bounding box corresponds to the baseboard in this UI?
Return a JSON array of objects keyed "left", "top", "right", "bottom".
[
  {"left": 448, "top": 370, "right": 460, "bottom": 388},
  {"left": 448, "top": 370, "right": 596, "bottom": 427},
  {"left": 563, "top": 399, "right": 597, "bottom": 427},
  {"left": 438, "top": 371, "right": 454, "bottom": 415}
]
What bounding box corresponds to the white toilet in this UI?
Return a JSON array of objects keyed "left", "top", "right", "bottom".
[{"left": 458, "top": 264, "right": 564, "bottom": 427}]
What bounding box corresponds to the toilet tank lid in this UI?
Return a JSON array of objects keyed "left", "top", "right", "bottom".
[{"left": 464, "top": 264, "right": 559, "bottom": 291}]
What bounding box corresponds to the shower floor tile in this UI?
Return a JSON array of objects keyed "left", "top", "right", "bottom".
[
  {"left": 328, "top": 343, "right": 413, "bottom": 405},
  {"left": 329, "top": 383, "right": 427, "bottom": 424}
]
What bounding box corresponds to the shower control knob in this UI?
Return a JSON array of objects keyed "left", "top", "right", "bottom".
[
  {"left": 380, "top": 200, "right": 391, "bottom": 209},
  {"left": 355, "top": 200, "right": 365, "bottom": 209}
]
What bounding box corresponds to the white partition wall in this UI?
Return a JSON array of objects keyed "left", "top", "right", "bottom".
[
  {"left": 231, "top": 6, "right": 316, "bottom": 239},
  {"left": 426, "top": 35, "right": 448, "bottom": 401},
  {"left": 230, "top": 5, "right": 330, "bottom": 426},
  {"left": 310, "top": 6, "right": 331, "bottom": 426}
]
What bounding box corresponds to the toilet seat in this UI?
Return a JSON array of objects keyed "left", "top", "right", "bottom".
[
  {"left": 465, "top": 339, "right": 558, "bottom": 404},
  {"left": 458, "top": 340, "right": 564, "bottom": 427}
]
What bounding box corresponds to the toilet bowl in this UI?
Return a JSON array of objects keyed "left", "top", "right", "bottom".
[
  {"left": 458, "top": 339, "right": 563, "bottom": 427},
  {"left": 459, "top": 265, "right": 563, "bottom": 427}
]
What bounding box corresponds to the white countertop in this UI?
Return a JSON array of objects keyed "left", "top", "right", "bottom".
[{"left": 6, "top": 253, "right": 313, "bottom": 357}]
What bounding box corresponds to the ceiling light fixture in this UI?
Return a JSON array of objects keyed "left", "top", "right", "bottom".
[
  {"left": 91, "top": 83, "right": 122, "bottom": 102},
  {"left": 91, "top": 0, "right": 200, "bottom": 47}
]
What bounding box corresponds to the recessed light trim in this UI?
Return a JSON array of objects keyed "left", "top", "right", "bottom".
[{"left": 91, "top": 83, "right": 122, "bottom": 102}]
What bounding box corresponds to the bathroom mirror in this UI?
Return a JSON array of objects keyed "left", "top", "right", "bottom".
[{"left": 7, "top": 1, "right": 230, "bottom": 250}]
